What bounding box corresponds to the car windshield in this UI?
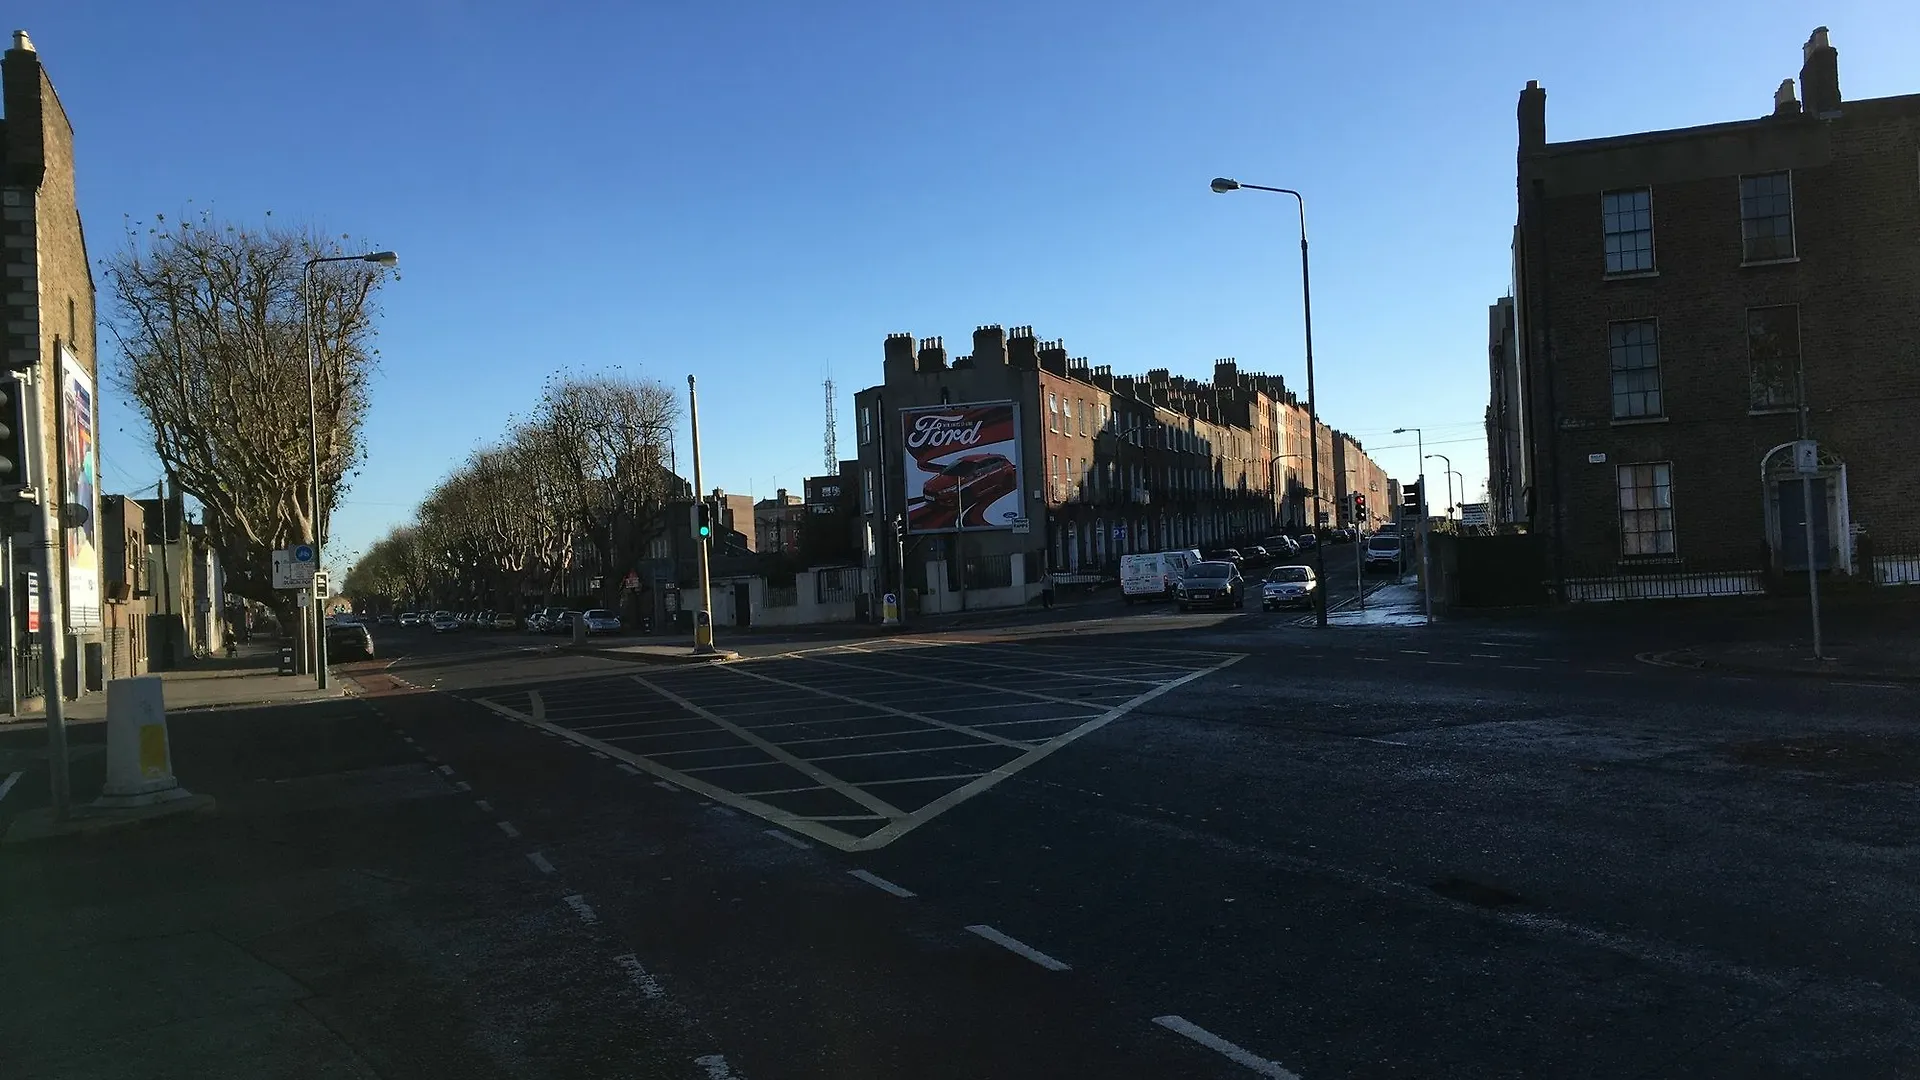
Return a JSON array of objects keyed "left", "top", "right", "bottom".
[
  {"left": 1367, "top": 537, "right": 1401, "bottom": 551},
  {"left": 1185, "top": 563, "right": 1232, "bottom": 579},
  {"left": 1266, "top": 566, "right": 1311, "bottom": 583},
  {"left": 584, "top": 609, "right": 611, "bottom": 619}
]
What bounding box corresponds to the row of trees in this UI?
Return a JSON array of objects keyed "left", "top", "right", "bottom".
[{"left": 342, "top": 373, "right": 685, "bottom": 615}]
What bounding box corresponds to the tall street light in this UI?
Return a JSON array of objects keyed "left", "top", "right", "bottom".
[
  {"left": 1425, "top": 453, "right": 1456, "bottom": 520},
  {"left": 305, "top": 250, "right": 398, "bottom": 690},
  {"left": 1395, "top": 427, "right": 1433, "bottom": 623},
  {"left": 1212, "top": 177, "right": 1326, "bottom": 627}
]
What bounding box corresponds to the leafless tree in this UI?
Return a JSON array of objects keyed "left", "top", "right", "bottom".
[{"left": 106, "top": 213, "right": 391, "bottom": 618}]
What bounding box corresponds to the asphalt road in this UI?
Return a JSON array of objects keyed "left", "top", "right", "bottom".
[{"left": 12, "top": 611, "right": 1911, "bottom": 1078}]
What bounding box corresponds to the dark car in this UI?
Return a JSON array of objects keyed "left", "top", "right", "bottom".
[
  {"left": 326, "top": 621, "right": 375, "bottom": 660},
  {"left": 1262, "top": 535, "right": 1300, "bottom": 557},
  {"left": 1203, "top": 548, "right": 1244, "bottom": 566},
  {"left": 1176, "top": 560, "right": 1245, "bottom": 612},
  {"left": 1241, "top": 544, "right": 1271, "bottom": 565},
  {"left": 1293, "top": 532, "right": 1319, "bottom": 551},
  {"left": 923, "top": 454, "right": 1018, "bottom": 521}
]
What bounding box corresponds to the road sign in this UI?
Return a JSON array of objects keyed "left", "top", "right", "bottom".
[
  {"left": 312, "top": 571, "right": 331, "bottom": 600},
  {"left": 292, "top": 544, "right": 314, "bottom": 563},
  {"left": 1459, "top": 502, "right": 1491, "bottom": 527},
  {"left": 272, "top": 549, "right": 318, "bottom": 590},
  {"left": 1793, "top": 439, "right": 1820, "bottom": 475},
  {"left": 295, "top": 588, "right": 311, "bottom": 608}
]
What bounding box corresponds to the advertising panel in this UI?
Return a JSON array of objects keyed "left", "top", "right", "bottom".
[
  {"left": 901, "top": 401, "right": 1023, "bottom": 533},
  {"left": 60, "top": 345, "right": 101, "bottom": 630}
]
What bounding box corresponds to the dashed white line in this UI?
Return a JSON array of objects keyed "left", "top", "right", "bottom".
[
  {"left": 693, "top": 1054, "right": 740, "bottom": 1079},
  {"left": 964, "top": 924, "right": 1070, "bottom": 971},
  {"left": 0, "top": 770, "right": 20, "bottom": 805},
  {"left": 454, "top": 781, "right": 472, "bottom": 792},
  {"left": 1152, "top": 1015, "right": 1300, "bottom": 1079},
  {"left": 849, "top": 869, "right": 916, "bottom": 898},
  {"left": 1357, "top": 656, "right": 1388, "bottom": 663},
  {"left": 1425, "top": 660, "right": 1463, "bottom": 666},
  {"left": 437, "top": 764, "right": 454, "bottom": 776},
  {"left": 709, "top": 805, "right": 739, "bottom": 818},
  {"left": 1469, "top": 653, "right": 1501, "bottom": 658},
  {"left": 1398, "top": 649, "right": 1428, "bottom": 655},
  {"left": 653, "top": 780, "right": 678, "bottom": 791},
  {"left": 562, "top": 893, "right": 598, "bottom": 924},
  {"left": 497, "top": 821, "right": 521, "bottom": 838},
  {"left": 1501, "top": 664, "right": 1542, "bottom": 671},
  {"left": 617, "top": 763, "right": 642, "bottom": 775},
  {"left": 590, "top": 751, "right": 610, "bottom": 759},
  {"left": 527, "top": 851, "right": 556, "bottom": 874},
  {"left": 474, "top": 799, "right": 493, "bottom": 812},
  {"left": 614, "top": 953, "right": 665, "bottom": 999},
  {"left": 764, "top": 828, "right": 812, "bottom": 850}
]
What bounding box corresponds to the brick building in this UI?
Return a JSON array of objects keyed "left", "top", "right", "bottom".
[
  {"left": 1510, "top": 27, "right": 1920, "bottom": 594},
  {"left": 2, "top": 31, "right": 103, "bottom": 710},
  {"left": 753, "top": 489, "right": 804, "bottom": 554},
  {"left": 852, "top": 324, "right": 1391, "bottom": 612}
]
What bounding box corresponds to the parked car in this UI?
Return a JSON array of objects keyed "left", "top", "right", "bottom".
[
  {"left": 1240, "top": 544, "right": 1271, "bottom": 566},
  {"left": 1204, "top": 548, "right": 1245, "bottom": 567},
  {"left": 398, "top": 612, "right": 420, "bottom": 626},
  {"left": 377, "top": 614, "right": 396, "bottom": 625},
  {"left": 581, "top": 609, "right": 622, "bottom": 635},
  {"left": 430, "top": 610, "right": 459, "bottom": 632},
  {"left": 1175, "top": 560, "right": 1245, "bottom": 612},
  {"left": 1120, "top": 549, "right": 1204, "bottom": 603},
  {"left": 326, "top": 621, "right": 375, "bottom": 660},
  {"left": 1261, "top": 535, "right": 1300, "bottom": 557},
  {"left": 1364, "top": 533, "right": 1404, "bottom": 573},
  {"left": 548, "top": 610, "right": 583, "bottom": 635},
  {"left": 1261, "top": 564, "right": 1319, "bottom": 610},
  {"left": 1293, "top": 532, "right": 1319, "bottom": 552},
  {"left": 491, "top": 612, "right": 518, "bottom": 630}
]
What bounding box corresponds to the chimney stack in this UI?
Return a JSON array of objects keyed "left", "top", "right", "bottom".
[
  {"left": 1799, "top": 26, "right": 1841, "bottom": 117},
  {"left": 971, "top": 324, "right": 1007, "bottom": 367},
  {"left": 915, "top": 336, "right": 947, "bottom": 372},
  {"left": 1518, "top": 80, "right": 1546, "bottom": 154},
  {"left": 1772, "top": 78, "right": 1800, "bottom": 117}
]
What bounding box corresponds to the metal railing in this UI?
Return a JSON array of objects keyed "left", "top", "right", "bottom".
[
  {"left": 1872, "top": 552, "right": 1920, "bottom": 586},
  {"left": 765, "top": 585, "right": 798, "bottom": 608},
  {"left": 1561, "top": 561, "right": 1767, "bottom": 602},
  {"left": 816, "top": 567, "right": 864, "bottom": 604}
]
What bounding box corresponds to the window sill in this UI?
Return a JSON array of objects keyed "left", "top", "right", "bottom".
[
  {"left": 1740, "top": 256, "right": 1801, "bottom": 268},
  {"left": 1610, "top": 416, "right": 1670, "bottom": 427},
  {"left": 1603, "top": 270, "right": 1660, "bottom": 281}
]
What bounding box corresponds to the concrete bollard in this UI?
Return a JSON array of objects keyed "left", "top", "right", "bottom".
[{"left": 93, "top": 676, "right": 196, "bottom": 809}]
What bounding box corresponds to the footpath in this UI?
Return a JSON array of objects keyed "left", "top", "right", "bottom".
[{"left": 4, "top": 641, "right": 346, "bottom": 729}]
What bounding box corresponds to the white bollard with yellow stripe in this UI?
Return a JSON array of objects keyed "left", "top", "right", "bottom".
[{"left": 93, "top": 676, "right": 196, "bottom": 808}]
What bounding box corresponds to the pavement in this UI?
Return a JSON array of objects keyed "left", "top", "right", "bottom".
[
  {"left": 4, "top": 642, "right": 346, "bottom": 728},
  {"left": 3, "top": 606, "right": 1916, "bottom": 1077}
]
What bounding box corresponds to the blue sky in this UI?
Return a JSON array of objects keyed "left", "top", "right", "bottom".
[{"left": 17, "top": 0, "right": 1917, "bottom": 566}]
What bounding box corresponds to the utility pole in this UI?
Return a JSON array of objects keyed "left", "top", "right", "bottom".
[
  {"left": 1795, "top": 364, "right": 1824, "bottom": 659},
  {"left": 687, "top": 375, "right": 716, "bottom": 656},
  {"left": 35, "top": 359, "right": 69, "bottom": 819}
]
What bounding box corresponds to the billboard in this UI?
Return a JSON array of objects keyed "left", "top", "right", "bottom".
[
  {"left": 60, "top": 345, "right": 101, "bottom": 630},
  {"left": 901, "top": 401, "right": 1024, "bottom": 533}
]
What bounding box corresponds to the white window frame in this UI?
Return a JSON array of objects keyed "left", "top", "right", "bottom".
[
  {"left": 1616, "top": 461, "right": 1676, "bottom": 558},
  {"left": 1601, "top": 187, "right": 1655, "bottom": 275},
  {"left": 859, "top": 405, "right": 872, "bottom": 445},
  {"left": 1608, "top": 318, "right": 1663, "bottom": 420},
  {"left": 1048, "top": 393, "right": 1059, "bottom": 433}
]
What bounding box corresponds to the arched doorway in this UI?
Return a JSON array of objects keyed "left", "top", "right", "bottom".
[{"left": 1760, "top": 442, "right": 1851, "bottom": 573}]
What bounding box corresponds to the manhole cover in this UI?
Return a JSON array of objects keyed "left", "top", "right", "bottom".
[{"left": 1431, "top": 876, "right": 1523, "bottom": 908}]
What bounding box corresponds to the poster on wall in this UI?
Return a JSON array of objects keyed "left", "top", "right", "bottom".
[
  {"left": 901, "top": 401, "right": 1024, "bottom": 533},
  {"left": 60, "top": 344, "right": 101, "bottom": 630}
]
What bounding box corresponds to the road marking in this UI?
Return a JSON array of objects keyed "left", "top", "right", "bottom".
[
  {"left": 1501, "top": 664, "right": 1542, "bottom": 671},
  {"left": 613, "top": 953, "right": 665, "bottom": 999},
  {"left": 709, "top": 805, "right": 739, "bottom": 818},
  {"left": 590, "top": 751, "right": 609, "bottom": 759},
  {"left": 1426, "top": 660, "right": 1463, "bottom": 666},
  {"left": 1152, "top": 1015, "right": 1300, "bottom": 1079},
  {"left": 632, "top": 674, "right": 905, "bottom": 820},
  {"left": 964, "top": 924, "right": 1070, "bottom": 971},
  {"left": 0, "top": 771, "right": 20, "bottom": 805},
  {"left": 1834, "top": 681, "right": 1900, "bottom": 689},
  {"left": 1399, "top": 649, "right": 1428, "bottom": 655},
  {"left": 529, "top": 691, "right": 546, "bottom": 722},
  {"left": 764, "top": 827, "right": 812, "bottom": 850},
  {"left": 1477, "top": 641, "right": 1519, "bottom": 648},
  {"left": 849, "top": 869, "right": 916, "bottom": 898},
  {"left": 693, "top": 1055, "right": 739, "bottom": 1080},
  {"left": 1470, "top": 653, "right": 1501, "bottom": 658},
  {"left": 527, "top": 851, "right": 556, "bottom": 874},
  {"left": 497, "top": 821, "right": 521, "bottom": 838},
  {"left": 474, "top": 799, "right": 493, "bottom": 812},
  {"left": 889, "top": 639, "right": 1168, "bottom": 684},
  {"left": 437, "top": 764, "right": 454, "bottom": 775},
  {"left": 653, "top": 780, "right": 678, "bottom": 791},
  {"left": 1358, "top": 657, "right": 1388, "bottom": 663},
  {"left": 713, "top": 666, "right": 1033, "bottom": 749},
  {"left": 617, "top": 764, "right": 642, "bottom": 775},
  {"left": 563, "top": 893, "right": 598, "bottom": 924},
  {"left": 1358, "top": 737, "right": 1411, "bottom": 746},
  {"left": 454, "top": 781, "right": 472, "bottom": 792}
]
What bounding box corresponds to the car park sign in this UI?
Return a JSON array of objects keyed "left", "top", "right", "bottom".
[{"left": 900, "top": 401, "right": 1024, "bottom": 533}]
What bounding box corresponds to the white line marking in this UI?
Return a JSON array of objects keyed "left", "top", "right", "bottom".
[
  {"left": 454, "top": 781, "right": 472, "bottom": 792},
  {"left": 1833, "top": 681, "right": 1900, "bottom": 689},
  {"left": 589, "top": 751, "right": 610, "bottom": 759},
  {"left": 563, "top": 893, "right": 598, "bottom": 924},
  {"left": 1152, "top": 1015, "right": 1301, "bottom": 1079},
  {"left": 693, "top": 1055, "right": 739, "bottom": 1080},
  {"left": 614, "top": 953, "right": 665, "bottom": 999},
  {"left": 764, "top": 828, "right": 812, "bottom": 850},
  {"left": 0, "top": 771, "right": 21, "bottom": 805},
  {"left": 710, "top": 805, "right": 739, "bottom": 818},
  {"left": 475, "top": 799, "right": 493, "bottom": 812},
  {"left": 1357, "top": 657, "right": 1388, "bottom": 663},
  {"left": 713, "top": 666, "right": 1034, "bottom": 749},
  {"left": 1470, "top": 653, "right": 1501, "bottom": 658},
  {"left": 1399, "top": 649, "right": 1428, "bottom": 655},
  {"left": 617, "top": 764, "right": 642, "bottom": 775},
  {"left": 437, "top": 764, "right": 454, "bottom": 775},
  {"left": 964, "top": 924, "right": 1070, "bottom": 971},
  {"left": 529, "top": 691, "right": 545, "bottom": 722},
  {"left": 653, "top": 780, "right": 678, "bottom": 790},
  {"left": 497, "top": 821, "right": 521, "bottom": 838},
  {"left": 849, "top": 869, "right": 916, "bottom": 898},
  {"left": 1357, "top": 737, "right": 1411, "bottom": 746},
  {"left": 1502, "top": 664, "right": 1542, "bottom": 671},
  {"left": 527, "top": 851, "right": 556, "bottom": 874},
  {"left": 1425, "top": 660, "right": 1463, "bottom": 666}
]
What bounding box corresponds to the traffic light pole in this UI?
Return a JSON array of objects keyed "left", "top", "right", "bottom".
[{"left": 687, "top": 375, "right": 716, "bottom": 656}]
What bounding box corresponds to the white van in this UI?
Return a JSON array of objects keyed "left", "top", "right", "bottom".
[{"left": 1121, "top": 549, "right": 1204, "bottom": 603}]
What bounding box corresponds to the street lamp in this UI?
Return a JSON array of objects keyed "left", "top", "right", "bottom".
[
  {"left": 1213, "top": 177, "right": 1326, "bottom": 627},
  {"left": 305, "top": 250, "right": 398, "bottom": 689},
  {"left": 1395, "top": 427, "right": 1433, "bottom": 624},
  {"left": 1425, "top": 453, "right": 1456, "bottom": 520}
]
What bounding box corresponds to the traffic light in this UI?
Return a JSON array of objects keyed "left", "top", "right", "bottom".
[
  {"left": 1401, "top": 481, "right": 1422, "bottom": 516},
  {"left": 1354, "top": 492, "right": 1367, "bottom": 519},
  {"left": 695, "top": 499, "right": 713, "bottom": 539},
  {"left": 0, "top": 376, "right": 27, "bottom": 489}
]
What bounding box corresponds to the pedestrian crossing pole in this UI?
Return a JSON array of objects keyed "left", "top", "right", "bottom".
[{"left": 687, "top": 375, "right": 716, "bottom": 656}]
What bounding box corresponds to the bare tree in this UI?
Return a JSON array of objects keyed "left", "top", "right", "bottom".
[{"left": 107, "top": 213, "right": 391, "bottom": 619}]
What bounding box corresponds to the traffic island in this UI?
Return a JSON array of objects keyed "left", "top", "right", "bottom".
[{"left": 566, "top": 642, "right": 741, "bottom": 665}]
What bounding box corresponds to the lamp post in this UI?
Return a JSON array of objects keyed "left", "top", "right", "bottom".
[
  {"left": 1212, "top": 177, "right": 1326, "bottom": 627},
  {"left": 305, "top": 250, "right": 397, "bottom": 689},
  {"left": 1425, "top": 453, "right": 1456, "bottom": 520},
  {"left": 1395, "top": 427, "right": 1432, "bottom": 623}
]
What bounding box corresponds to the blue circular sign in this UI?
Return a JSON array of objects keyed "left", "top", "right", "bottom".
[{"left": 293, "top": 544, "right": 315, "bottom": 562}]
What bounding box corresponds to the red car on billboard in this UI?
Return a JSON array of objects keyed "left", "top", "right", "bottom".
[{"left": 902, "top": 402, "right": 1024, "bottom": 533}]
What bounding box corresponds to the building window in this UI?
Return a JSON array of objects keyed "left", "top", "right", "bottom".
[
  {"left": 1048, "top": 393, "right": 1059, "bottom": 433},
  {"left": 1049, "top": 455, "right": 1059, "bottom": 501},
  {"left": 1601, "top": 188, "right": 1654, "bottom": 274},
  {"left": 1078, "top": 457, "right": 1087, "bottom": 501},
  {"left": 1617, "top": 462, "right": 1675, "bottom": 557},
  {"left": 1608, "top": 319, "right": 1662, "bottom": 419},
  {"left": 1739, "top": 172, "right": 1795, "bottom": 261},
  {"left": 1100, "top": 403, "right": 1110, "bottom": 431},
  {"left": 1062, "top": 398, "right": 1074, "bottom": 436},
  {"left": 1078, "top": 399, "right": 1088, "bottom": 436},
  {"left": 1747, "top": 305, "right": 1802, "bottom": 410},
  {"left": 859, "top": 406, "right": 872, "bottom": 445},
  {"left": 862, "top": 468, "right": 874, "bottom": 513}
]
